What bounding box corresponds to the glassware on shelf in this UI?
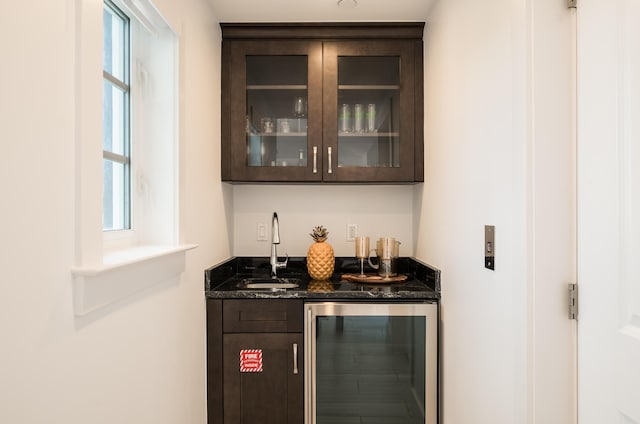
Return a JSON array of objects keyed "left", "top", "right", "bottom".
[
  {"left": 278, "top": 119, "right": 291, "bottom": 133},
  {"left": 354, "top": 104, "right": 364, "bottom": 133},
  {"left": 366, "top": 103, "right": 377, "bottom": 133},
  {"left": 260, "top": 117, "right": 274, "bottom": 133},
  {"left": 339, "top": 103, "right": 352, "bottom": 133},
  {"left": 293, "top": 96, "right": 306, "bottom": 117},
  {"left": 293, "top": 96, "right": 306, "bottom": 132},
  {"left": 246, "top": 115, "right": 258, "bottom": 134}
]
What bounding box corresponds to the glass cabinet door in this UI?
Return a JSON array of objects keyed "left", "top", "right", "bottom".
[
  {"left": 246, "top": 55, "right": 307, "bottom": 167},
  {"left": 323, "top": 42, "right": 417, "bottom": 182},
  {"left": 337, "top": 56, "right": 400, "bottom": 167},
  {"left": 229, "top": 41, "right": 323, "bottom": 181}
]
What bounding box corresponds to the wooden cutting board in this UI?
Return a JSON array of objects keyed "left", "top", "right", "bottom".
[{"left": 341, "top": 273, "right": 408, "bottom": 284}]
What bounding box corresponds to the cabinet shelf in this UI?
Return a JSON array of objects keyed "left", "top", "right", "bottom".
[
  {"left": 338, "top": 85, "right": 400, "bottom": 90},
  {"left": 247, "top": 85, "right": 307, "bottom": 90},
  {"left": 249, "top": 132, "right": 307, "bottom": 137},
  {"left": 339, "top": 132, "right": 399, "bottom": 137}
]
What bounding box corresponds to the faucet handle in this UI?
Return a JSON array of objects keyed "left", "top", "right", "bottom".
[{"left": 277, "top": 253, "right": 289, "bottom": 269}]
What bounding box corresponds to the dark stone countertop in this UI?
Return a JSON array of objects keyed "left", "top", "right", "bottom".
[{"left": 204, "top": 256, "right": 440, "bottom": 301}]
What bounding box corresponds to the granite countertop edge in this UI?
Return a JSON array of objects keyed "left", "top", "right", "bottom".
[{"left": 204, "top": 256, "right": 441, "bottom": 301}]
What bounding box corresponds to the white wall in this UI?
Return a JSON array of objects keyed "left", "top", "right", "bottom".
[
  {"left": 417, "top": 2, "right": 527, "bottom": 422},
  {"left": 416, "top": 0, "right": 574, "bottom": 423},
  {"left": 0, "top": 0, "right": 226, "bottom": 422},
  {"left": 232, "top": 185, "right": 414, "bottom": 257}
]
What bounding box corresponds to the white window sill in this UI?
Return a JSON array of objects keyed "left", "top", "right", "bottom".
[{"left": 71, "top": 244, "right": 198, "bottom": 316}]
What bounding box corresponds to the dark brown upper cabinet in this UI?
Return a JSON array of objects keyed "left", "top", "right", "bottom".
[{"left": 221, "top": 23, "right": 424, "bottom": 183}]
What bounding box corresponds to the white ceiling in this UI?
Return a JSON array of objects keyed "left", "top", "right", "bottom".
[{"left": 209, "top": 0, "right": 437, "bottom": 23}]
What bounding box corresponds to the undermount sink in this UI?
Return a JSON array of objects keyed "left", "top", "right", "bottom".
[{"left": 237, "top": 277, "right": 301, "bottom": 290}]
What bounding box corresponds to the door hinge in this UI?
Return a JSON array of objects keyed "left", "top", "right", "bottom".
[
  {"left": 568, "top": 283, "right": 578, "bottom": 320},
  {"left": 568, "top": 0, "right": 577, "bottom": 8}
]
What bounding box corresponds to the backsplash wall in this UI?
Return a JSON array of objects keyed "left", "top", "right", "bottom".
[{"left": 232, "top": 184, "right": 415, "bottom": 257}]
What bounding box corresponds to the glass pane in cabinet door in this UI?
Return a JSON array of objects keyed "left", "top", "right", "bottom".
[
  {"left": 315, "top": 316, "right": 426, "bottom": 423},
  {"left": 245, "top": 55, "right": 308, "bottom": 167},
  {"left": 336, "top": 56, "right": 401, "bottom": 168}
]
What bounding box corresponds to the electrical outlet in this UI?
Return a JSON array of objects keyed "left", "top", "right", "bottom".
[
  {"left": 257, "top": 223, "right": 268, "bottom": 241},
  {"left": 346, "top": 224, "right": 358, "bottom": 241}
]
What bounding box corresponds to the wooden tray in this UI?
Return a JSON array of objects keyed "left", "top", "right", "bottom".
[{"left": 341, "top": 273, "right": 408, "bottom": 284}]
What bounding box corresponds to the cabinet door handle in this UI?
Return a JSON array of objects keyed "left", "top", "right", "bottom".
[
  {"left": 327, "top": 147, "right": 333, "bottom": 174},
  {"left": 293, "top": 343, "right": 299, "bottom": 375},
  {"left": 312, "top": 146, "right": 318, "bottom": 174}
]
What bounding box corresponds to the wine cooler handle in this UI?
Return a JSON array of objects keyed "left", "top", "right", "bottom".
[
  {"left": 293, "top": 343, "right": 299, "bottom": 375},
  {"left": 313, "top": 146, "right": 318, "bottom": 174},
  {"left": 327, "top": 147, "right": 333, "bottom": 174},
  {"left": 306, "top": 308, "right": 313, "bottom": 424}
]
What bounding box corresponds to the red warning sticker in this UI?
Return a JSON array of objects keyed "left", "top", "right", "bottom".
[{"left": 240, "top": 349, "right": 263, "bottom": 372}]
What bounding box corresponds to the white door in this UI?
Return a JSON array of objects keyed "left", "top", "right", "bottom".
[{"left": 578, "top": 0, "right": 640, "bottom": 423}]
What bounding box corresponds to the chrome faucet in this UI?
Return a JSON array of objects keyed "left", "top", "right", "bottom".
[{"left": 270, "top": 212, "right": 288, "bottom": 278}]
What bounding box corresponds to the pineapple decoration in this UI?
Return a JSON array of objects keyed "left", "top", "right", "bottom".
[{"left": 306, "top": 226, "right": 335, "bottom": 280}]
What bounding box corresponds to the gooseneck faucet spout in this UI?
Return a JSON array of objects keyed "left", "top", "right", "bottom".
[{"left": 270, "top": 212, "right": 288, "bottom": 278}]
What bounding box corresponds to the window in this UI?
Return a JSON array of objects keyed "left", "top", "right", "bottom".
[
  {"left": 71, "top": 0, "right": 194, "bottom": 316},
  {"left": 103, "top": 0, "right": 131, "bottom": 231}
]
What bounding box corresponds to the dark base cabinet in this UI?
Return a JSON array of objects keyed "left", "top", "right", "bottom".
[
  {"left": 207, "top": 299, "right": 304, "bottom": 424},
  {"left": 223, "top": 333, "right": 303, "bottom": 423}
]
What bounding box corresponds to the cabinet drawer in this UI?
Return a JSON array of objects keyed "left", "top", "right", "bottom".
[{"left": 223, "top": 299, "right": 303, "bottom": 333}]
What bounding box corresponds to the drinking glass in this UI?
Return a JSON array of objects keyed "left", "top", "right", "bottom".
[
  {"left": 293, "top": 96, "right": 306, "bottom": 132},
  {"left": 293, "top": 96, "right": 306, "bottom": 117},
  {"left": 260, "top": 117, "right": 274, "bottom": 133},
  {"left": 355, "top": 236, "right": 369, "bottom": 276}
]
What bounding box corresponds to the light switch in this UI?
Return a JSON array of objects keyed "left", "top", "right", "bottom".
[
  {"left": 257, "top": 223, "right": 268, "bottom": 241},
  {"left": 485, "top": 225, "right": 495, "bottom": 270}
]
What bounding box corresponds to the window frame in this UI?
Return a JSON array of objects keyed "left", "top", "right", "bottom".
[{"left": 103, "top": 0, "right": 132, "bottom": 232}]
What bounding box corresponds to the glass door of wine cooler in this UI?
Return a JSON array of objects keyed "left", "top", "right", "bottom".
[{"left": 305, "top": 302, "right": 438, "bottom": 424}]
